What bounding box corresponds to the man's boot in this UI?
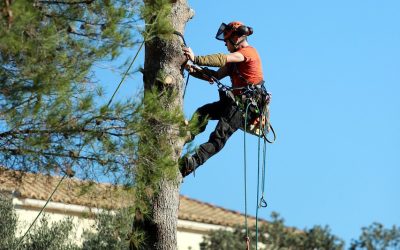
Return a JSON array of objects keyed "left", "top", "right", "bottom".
[{"left": 180, "top": 155, "right": 200, "bottom": 177}]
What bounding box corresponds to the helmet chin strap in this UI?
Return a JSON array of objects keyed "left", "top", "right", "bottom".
[{"left": 229, "top": 37, "right": 246, "bottom": 51}]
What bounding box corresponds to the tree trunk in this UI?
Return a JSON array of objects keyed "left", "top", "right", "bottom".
[{"left": 138, "top": 0, "right": 194, "bottom": 249}]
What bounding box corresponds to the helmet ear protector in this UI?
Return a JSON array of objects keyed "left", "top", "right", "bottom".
[
  {"left": 215, "top": 22, "right": 253, "bottom": 41},
  {"left": 236, "top": 25, "right": 253, "bottom": 37}
]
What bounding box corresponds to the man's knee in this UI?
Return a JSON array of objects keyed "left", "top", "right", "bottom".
[{"left": 209, "top": 128, "right": 231, "bottom": 152}]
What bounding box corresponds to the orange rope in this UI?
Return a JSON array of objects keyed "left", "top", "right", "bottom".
[{"left": 245, "top": 236, "right": 250, "bottom": 250}]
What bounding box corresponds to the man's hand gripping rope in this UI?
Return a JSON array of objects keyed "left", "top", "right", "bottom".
[{"left": 183, "top": 47, "right": 215, "bottom": 84}]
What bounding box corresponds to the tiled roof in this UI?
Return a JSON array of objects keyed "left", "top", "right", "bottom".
[
  {"left": 0, "top": 168, "right": 266, "bottom": 227},
  {"left": 0, "top": 168, "right": 132, "bottom": 210},
  {"left": 179, "top": 195, "right": 266, "bottom": 227}
]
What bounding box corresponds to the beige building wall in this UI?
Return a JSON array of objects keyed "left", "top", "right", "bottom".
[
  {"left": 13, "top": 198, "right": 98, "bottom": 245},
  {"left": 177, "top": 220, "right": 228, "bottom": 250}
]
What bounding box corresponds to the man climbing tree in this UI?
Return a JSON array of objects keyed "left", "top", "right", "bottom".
[{"left": 180, "top": 21, "right": 266, "bottom": 177}]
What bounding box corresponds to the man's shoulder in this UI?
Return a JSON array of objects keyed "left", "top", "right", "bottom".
[
  {"left": 237, "top": 46, "right": 260, "bottom": 61},
  {"left": 238, "top": 46, "right": 258, "bottom": 54}
]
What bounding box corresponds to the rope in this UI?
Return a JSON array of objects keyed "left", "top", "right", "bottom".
[
  {"left": 173, "top": 31, "right": 187, "bottom": 46},
  {"left": 255, "top": 112, "right": 262, "bottom": 250},
  {"left": 243, "top": 99, "right": 270, "bottom": 250},
  {"left": 173, "top": 31, "right": 192, "bottom": 99},
  {"left": 243, "top": 102, "right": 252, "bottom": 248},
  {"left": 17, "top": 148, "right": 80, "bottom": 248},
  {"left": 264, "top": 123, "right": 277, "bottom": 144},
  {"left": 255, "top": 111, "right": 270, "bottom": 249},
  {"left": 260, "top": 138, "right": 268, "bottom": 208},
  {"left": 108, "top": 30, "right": 189, "bottom": 105},
  {"left": 183, "top": 72, "right": 191, "bottom": 99},
  {"left": 17, "top": 174, "right": 67, "bottom": 248},
  {"left": 107, "top": 40, "right": 145, "bottom": 107}
]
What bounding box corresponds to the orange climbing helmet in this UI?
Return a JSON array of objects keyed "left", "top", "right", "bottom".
[{"left": 215, "top": 21, "right": 253, "bottom": 41}]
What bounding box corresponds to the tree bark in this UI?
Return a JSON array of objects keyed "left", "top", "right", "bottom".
[{"left": 139, "top": 0, "right": 194, "bottom": 249}]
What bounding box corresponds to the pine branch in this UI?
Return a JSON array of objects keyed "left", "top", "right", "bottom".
[
  {"left": 44, "top": 13, "right": 107, "bottom": 27},
  {"left": 0, "top": 126, "right": 136, "bottom": 138},
  {"left": 0, "top": 147, "right": 123, "bottom": 164},
  {"left": 38, "top": 0, "right": 95, "bottom": 4},
  {"left": 0, "top": 96, "right": 39, "bottom": 115},
  {"left": 67, "top": 28, "right": 100, "bottom": 38}
]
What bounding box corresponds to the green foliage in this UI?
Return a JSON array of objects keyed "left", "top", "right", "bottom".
[
  {"left": 82, "top": 208, "right": 134, "bottom": 250},
  {"left": 350, "top": 222, "right": 400, "bottom": 250},
  {"left": 1, "top": 1, "right": 182, "bottom": 248},
  {"left": 141, "top": 0, "right": 174, "bottom": 40},
  {"left": 299, "top": 225, "right": 344, "bottom": 250},
  {"left": 201, "top": 212, "right": 344, "bottom": 250},
  {"left": 20, "top": 216, "right": 78, "bottom": 250},
  {"left": 0, "top": 195, "right": 78, "bottom": 250},
  {"left": 0, "top": 194, "right": 18, "bottom": 249},
  {"left": 0, "top": 194, "right": 136, "bottom": 249},
  {"left": 136, "top": 89, "right": 185, "bottom": 184},
  {"left": 200, "top": 227, "right": 252, "bottom": 250},
  {"left": 0, "top": 0, "right": 178, "bottom": 185},
  {"left": 0, "top": 1, "right": 142, "bottom": 183},
  {"left": 132, "top": 88, "right": 185, "bottom": 226}
]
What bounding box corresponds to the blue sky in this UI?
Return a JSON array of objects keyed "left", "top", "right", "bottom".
[
  {"left": 98, "top": 0, "right": 400, "bottom": 247},
  {"left": 180, "top": 0, "right": 400, "bottom": 246}
]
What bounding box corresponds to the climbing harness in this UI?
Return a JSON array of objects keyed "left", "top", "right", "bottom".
[{"left": 186, "top": 64, "right": 276, "bottom": 143}]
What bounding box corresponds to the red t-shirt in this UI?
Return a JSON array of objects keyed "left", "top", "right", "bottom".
[{"left": 228, "top": 46, "right": 264, "bottom": 90}]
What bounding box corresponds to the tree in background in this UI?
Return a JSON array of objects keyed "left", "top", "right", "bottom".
[
  {"left": 0, "top": 0, "right": 141, "bottom": 183},
  {"left": 0, "top": 194, "right": 19, "bottom": 249},
  {"left": 350, "top": 222, "right": 400, "bottom": 250},
  {"left": 1, "top": 0, "right": 195, "bottom": 249},
  {"left": 201, "top": 212, "right": 345, "bottom": 250},
  {"left": 81, "top": 208, "right": 134, "bottom": 250},
  {"left": 0, "top": 195, "right": 78, "bottom": 250}
]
